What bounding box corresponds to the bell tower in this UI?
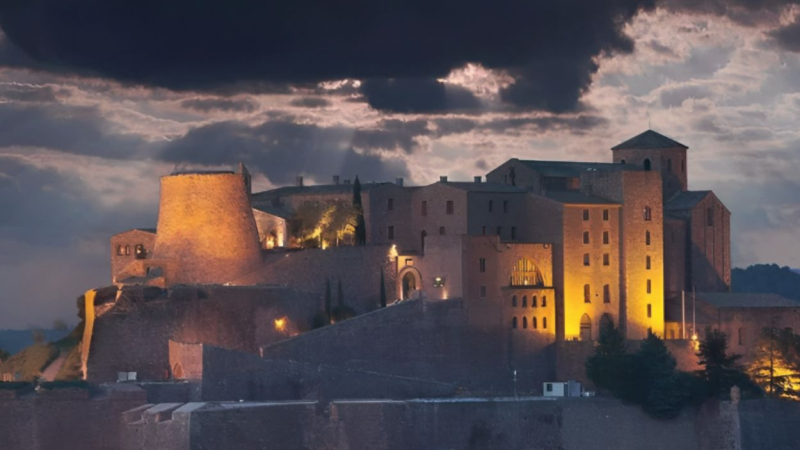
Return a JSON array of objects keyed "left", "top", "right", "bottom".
[{"left": 611, "top": 129, "right": 688, "bottom": 200}]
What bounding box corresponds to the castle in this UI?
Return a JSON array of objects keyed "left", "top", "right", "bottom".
[{"left": 3, "top": 130, "right": 800, "bottom": 450}]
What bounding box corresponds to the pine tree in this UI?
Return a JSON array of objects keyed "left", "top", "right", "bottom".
[
  {"left": 696, "top": 328, "right": 758, "bottom": 398},
  {"left": 380, "top": 270, "right": 387, "bottom": 308},
  {"left": 585, "top": 323, "right": 630, "bottom": 398}
]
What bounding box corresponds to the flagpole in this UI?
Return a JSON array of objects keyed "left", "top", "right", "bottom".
[{"left": 682, "top": 290, "right": 686, "bottom": 339}]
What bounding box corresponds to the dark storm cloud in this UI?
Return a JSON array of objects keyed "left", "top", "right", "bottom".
[
  {"left": 0, "top": 0, "right": 657, "bottom": 114},
  {"left": 770, "top": 17, "right": 800, "bottom": 52},
  {"left": 160, "top": 120, "right": 409, "bottom": 185},
  {"left": 289, "top": 97, "right": 332, "bottom": 109},
  {"left": 180, "top": 97, "right": 258, "bottom": 113},
  {"left": 0, "top": 102, "right": 154, "bottom": 159}
]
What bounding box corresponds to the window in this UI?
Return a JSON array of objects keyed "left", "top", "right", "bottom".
[
  {"left": 512, "top": 317, "right": 518, "bottom": 329},
  {"left": 667, "top": 159, "right": 673, "bottom": 172},
  {"left": 583, "top": 209, "right": 590, "bottom": 221},
  {"left": 543, "top": 317, "right": 547, "bottom": 329},
  {"left": 479, "top": 258, "right": 486, "bottom": 273},
  {"left": 603, "top": 285, "right": 610, "bottom": 303},
  {"left": 117, "top": 245, "right": 125, "bottom": 256},
  {"left": 603, "top": 254, "right": 610, "bottom": 266},
  {"left": 488, "top": 200, "right": 493, "bottom": 212},
  {"left": 510, "top": 258, "right": 544, "bottom": 286},
  {"left": 388, "top": 226, "right": 394, "bottom": 240},
  {"left": 546, "top": 382, "right": 552, "bottom": 392},
  {"left": 480, "top": 285, "right": 487, "bottom": 298},
  {"left": 643, "top": 158, "right": 652, "bottom": 171},
  {"left": 496, "top": 226, "right": 502, "bottom": 237},
  {"left": 583, "top": 253, "right": 590, "bottom": 266},
  {"left": 421, "top": 230, "right": 427, "bottom": 252},
  {"left": 603, "top": 209, "right": 609, "bottom": 221},
  {"left": 388, "top": 198, "right": 394, "bottom": 211},
  {"left": 421, "top": 201, "right": 428, "bottom": 216},
  {"left": 738, "top": 328, "right": 744, "bottom": 345},
  {"left": 522, "top": 295, "right": 527, "bottom": 307},
  {"left": 511, "top": 227, "right": 517, "bottom": 240},
  {"left": 533, "top": 317, "right": 538, "bottom": 329},
  {"left": 647, "top": 304, "right": 652, "bottom": 318},
  {"left": 706, "top": 207, "right": 714, "bottom": 226},
  {"left": 503, "top": 200, "right": 509, "bottom": 213},
  {"left": 125, "top": 245, "right": 130, "bottom": 256},
  {"left": 135, "top": 244, "right": 145, "bottom": 258},
  {"left": 522, "top": 317, "right": 528, "bottom": 329},
  {"left": 446, "top": 200, "right": 454, "bottom": 215},
  {"left": 647, "top": 279, "right": 652, "bottom": 294},
  {"left": 620, "top": 159, "right": 626, "bottom": 164},
  {"left": 542, "top": 296, "right": 547, "bottom": 307},
  {"left": 646, "top": 255, "right": 651, "bottom": 270},
  {"left": 512, "top": 295, "right": 517, "bottom": 307},
  {"left": 584, "top": 284, "right": 591, "bottom": 303},
  {"left": 439, "top": 226, "right": 446, "bottom": 235},
  {"left": 646, "top": 230, "right": 651, "bottom": 245},
  {"left": 643, "top": 206, "right": 652, "bottom": 221},
  {"left": 583, "top": 231, "right": 590, "bottom": 244},
  {"left": 603, "top": 231, "right": 609, "bottom": 245}
]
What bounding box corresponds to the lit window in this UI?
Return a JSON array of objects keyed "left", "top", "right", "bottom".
[
  {"left": 117, "top": 245, "right": 125, "bottom": 256},
  {"left": 510, "top": 258, "right": 544, "bottom": 287},
  {"left": 603, "top": 285, "right": 610, "bottom": 303},
  {"left": 647, "top": 279, "right": 652, "bottom": 294},
  {"left": 603, "top": 254, "right": 610, "bottom": 266},
  {"left": 388, "top": 198, "right": 394, "bottom": 211},
  {"left": 603, "top": 209, "right": 609, "bottom": 221},
  {"left": 647, "top": 304, "right": 652, "bottom": 318},
  {"left": 645, "top": 230, "right": 651, "bottom": 246},
  {"left": 433, "top": 277, "right": 446, "bottom": 287},
  {"left": 583, "top": 253, "right": 590, "bottom": 266},
  {"left": 446, "top": 200, "right": 454, "bottom": 215},
  {"left": 583, "top": 231, "right": 590, "bottom": 244},
  {"left": 125, "top": 245, "right": 130, "bottom": 256},
  {"left": 479, "top": 258, "right": 486, "bottom": 273},
  {"left": 583, "top": 209, "right": 589, "bottom": 221},
  {"left": 439, "top": 226, "right": 446, "bottom": 235},
  {"left": 643, "top": 206, "right": 652, "bottom": 221},
  {"left": 421, "top": 201, "right": 428, "bottom": 216},
  {"left": 135, "top": 244, "right": 145, "bottom": 259},
  {"left": 584, "top": 284, "right": 591, "bottom": 303},
  {"left": 387, "top": 226, "right": 394, "bottom": 240}
]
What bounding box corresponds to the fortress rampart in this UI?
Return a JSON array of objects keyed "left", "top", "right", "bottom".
[{"left": 152, "top": 172, "right": 262, "bottom": 285}]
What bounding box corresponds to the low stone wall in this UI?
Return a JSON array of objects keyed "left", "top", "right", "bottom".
[
  {"left": 121, "top": 397, "right": 752, "bottom": 450},
  {"left": 0, "top": 384, "right": 146, "bottom": 450},
  {"left": 739, "top": 399, "right": 800, "bottom": 450}
]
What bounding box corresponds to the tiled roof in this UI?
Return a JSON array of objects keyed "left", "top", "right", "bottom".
[
  {"left": 517, "top": 160, "right": 637, "bottom": 177},
  {"left": 251, "top": 204, "right": 293, "bottom": 219},
  {"left": 440, "top": 182, "right": 528, "bottom": 193},
  {"left": 611, "top": 130, "right": 688, "bottom": 150},
  {"left": 543, "top": 191, "right": 620, "bottom": 205},
  {"left": 697, "top": 292, "right": 800, "bottom": 308},
  {"left": 253, "top": 182, "right": 391, "bottom": 198},
  {"left": 665, "top": 191, "right": 712, "bottom": 211}
]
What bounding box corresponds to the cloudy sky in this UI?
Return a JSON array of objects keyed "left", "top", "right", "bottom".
[{"left": 1, "top": 0, "right": 800, "bottom": 328}]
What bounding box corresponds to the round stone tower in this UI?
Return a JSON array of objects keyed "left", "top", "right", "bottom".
[{"left": 152, "top": 171, "right": 262, "bottom": 285}]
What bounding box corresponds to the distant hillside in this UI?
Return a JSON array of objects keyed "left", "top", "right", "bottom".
[
  {"left": 732, "top": 264, "right": 800, "bottom": 302},
  {"left": 0, "top": 329, "right": 71, "bottom": 355}
]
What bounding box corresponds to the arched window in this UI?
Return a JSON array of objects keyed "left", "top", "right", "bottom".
[
  {"left": 533, "top": 317, "right": 538, "bottom": 329},
  {"left": 510, "top": 258, "right": 544, "bottom": 286},
  {"left": 439, "top": 226, "right": 446, "bottom": 235},
  {"left": 421, "top": 230, "right": 427, "bottom": 252},
  {"left": 620, "top": 158, "right": 626, "bottom": 164},
  {"left": 646, "top": 230, "right": 651, "bottom": 246},
  {"left": 512, "top": 317, "right": 518, "bottom": 329},
  {"left": 135, "top": 244, "right": 146, "bottom": 259},
  {"left": 543, "top": 317, "right": 548, "bottom": 329},
  {"left": 512, "top": 295, "right": 517, "bottom": 307},
  {"left": 603, "top": 285, "right": 610, "bottom": 303},
  {"left": 522, "top": 295, "right": 527, "bottom": 307},
  {"left": 522, "top": 317, "right": 528, "bottom": 329},
  {"left": 117, "top": 245, "right": 125, "bottom": 256},
  {"left": 580, "top": 314, "right": 592, "bottom": 341},
  {"left": 643, "top": 158, "right": 652, "bottom": 171},
  {"left": 583, "top": 254, "right": 590, "bottom": 266},
  {"left": 584, "top": 284, "right": 591, "bottom": 303},
  {"left": 542, "top": 296, "right": 547, "bottom": 307},
  {"left": 667, "top": 159, "right": 673, "bottom": 172},
  {"left": 643, "top": 206, "right": 652, "bottom": 221},
  {"left": 532, "top": 295, "right": 537, "bottom": 307}
]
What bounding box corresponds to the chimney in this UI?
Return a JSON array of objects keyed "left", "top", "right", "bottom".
[
  {"left": 395, "top": 177, "right": 404, "bottom": 187},
  {"left": 440, "top": 176, "right": 448, "bottom": 183},
  {"left": 474, "top": 176, "right": 482, "bottom": 183},
  {"left": 296, "top": 176, "right": 304, "bottom": 187},
  {"left": 333, "top": 175, "right": 340, "bottom": 185}
]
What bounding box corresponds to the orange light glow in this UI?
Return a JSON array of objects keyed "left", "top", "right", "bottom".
[{"left": 274, "top": 317, "right": 287, "bottom": 332}]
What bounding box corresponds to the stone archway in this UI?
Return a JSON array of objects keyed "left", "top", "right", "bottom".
[
  {"left": 580, "top": 314, "right": 592, "bottom": 341},
  {"left": 398, "top": 267, "right": 422, "bottom": 301}
]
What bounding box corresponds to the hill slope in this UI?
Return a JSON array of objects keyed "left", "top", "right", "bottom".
[{"left": 732, "top": 264, "right": 800, "bottom": 302}]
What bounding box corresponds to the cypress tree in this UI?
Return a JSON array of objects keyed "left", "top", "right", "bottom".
[
  {"left": 380, "top": 270, "right": 387, "bottom": 308},
  {"left": 353, "top": 176, "right": 366, "bottom": 245}
]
